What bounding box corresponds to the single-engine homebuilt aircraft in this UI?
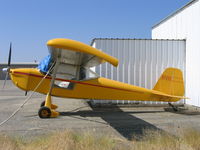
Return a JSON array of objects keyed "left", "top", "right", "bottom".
[{"left": 2, "top": 38, "right": 187, "bottom": 118}]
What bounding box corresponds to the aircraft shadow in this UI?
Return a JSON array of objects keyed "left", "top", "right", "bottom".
[{"left": 60, "top": 106, "right": 164, "bottom": 140}]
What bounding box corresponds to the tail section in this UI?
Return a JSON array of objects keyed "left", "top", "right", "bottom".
[{"left": 153, "top": 68, "right": 184, "bottom": 96}]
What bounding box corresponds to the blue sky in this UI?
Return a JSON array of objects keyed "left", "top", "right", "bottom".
[{"left": 0, "top": 0, "right": 190, "bottom": 62}]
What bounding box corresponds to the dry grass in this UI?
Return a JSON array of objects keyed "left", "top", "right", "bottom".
[
  {"left": 26, "top": 131, "right": 115, "bottom": 150},
  {"left": 0, "top": 128, "right": 200, "bottom": 150},
  {"left": 131, "top": 128, "right": 200, "bottom": 150},
  {"left": 0, "top": 134, "right": 19, "bottom": 150}
]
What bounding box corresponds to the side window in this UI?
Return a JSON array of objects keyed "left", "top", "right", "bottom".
[
  {"left": 53, "top": 65, "right": 99, "bottom": 89},
  {"left": 79, "top": 67, "right": 86, "bottom": 80},
  {"left": 53, "top": 64, "right": 78, "bottom": 89},
  {"left": 79, "top": 67, "right": 99, "bottom": 80}
]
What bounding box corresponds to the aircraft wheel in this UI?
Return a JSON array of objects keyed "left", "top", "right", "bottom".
[
  {"left": 38, "top": 106, "right": 51, "bottom": 118},
  {"left": 40, "top": 101, "right": 45, "bottom": 107}
]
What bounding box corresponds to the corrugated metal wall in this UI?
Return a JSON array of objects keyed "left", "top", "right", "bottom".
[
  {"left": 152, "top": 0, "right": 200, "bottom": 107},
  {"left": 91, "top": 39, "right": 186, "bottom": 105}
]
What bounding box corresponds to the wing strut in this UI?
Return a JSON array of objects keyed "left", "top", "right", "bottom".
[{"left": 48, "top": 58, "right": 60, "bottom": 94}]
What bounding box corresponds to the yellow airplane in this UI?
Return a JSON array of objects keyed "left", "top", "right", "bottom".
[{"left": 2, "top": 38, "right": 187, "bottom": 118}]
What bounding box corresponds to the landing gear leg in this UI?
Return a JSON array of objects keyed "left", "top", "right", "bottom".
[
  {"left": 168, "top": 102, "right": 178, "bottom": 111},
  {"left": 38, "top": 93, "right": 59, "bottom": 118},
  {"left": 40, "top": 101, "right": 58, "bottom": 109}
]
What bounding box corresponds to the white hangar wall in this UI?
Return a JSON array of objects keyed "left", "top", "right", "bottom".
[
  {"left": 152, "top": 0, "right": 200, "bottom": 107},
  {"left": 91, "top": 39, "right": 186, "bottom": 105}
]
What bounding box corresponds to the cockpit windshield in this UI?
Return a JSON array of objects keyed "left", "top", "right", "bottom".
[{"left": 37, "top": 55, "right": 53, "bottom": 74}]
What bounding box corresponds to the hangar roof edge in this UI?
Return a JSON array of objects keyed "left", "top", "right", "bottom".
[
  {"left": 152, "top": 0, "right": 198, "bottom": 29},
  {"left": 90, "top": 38, "right": 186, "bottom": 46}
]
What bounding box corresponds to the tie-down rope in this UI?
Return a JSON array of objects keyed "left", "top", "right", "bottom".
[{"left": 0, "top": 62, "right": 55, "bottom": 126}]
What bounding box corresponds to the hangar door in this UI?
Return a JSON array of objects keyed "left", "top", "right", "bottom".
[{"left": 91, "top": 39, "right": 186, "bottom": 105}]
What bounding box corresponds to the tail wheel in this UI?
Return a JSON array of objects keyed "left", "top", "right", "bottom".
[{"left": 38, "top": 106, "right": 51, "bottom": 118}]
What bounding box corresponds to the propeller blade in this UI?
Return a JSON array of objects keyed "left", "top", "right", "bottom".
[
  {"left": 2, "top": 72, "right": 8, "bottom": 89},
  {"left": 8, "top": 42, "right": 12, "bottom": 67},
  {"left": 2, "top": 42, "right": 12, "bottom": 89}
]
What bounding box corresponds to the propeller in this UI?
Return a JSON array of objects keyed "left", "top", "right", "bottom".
[{"left": 2, "top": 43, "right": 12, "bottom": 89}]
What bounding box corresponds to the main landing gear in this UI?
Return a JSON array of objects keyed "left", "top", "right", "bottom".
[{"left": 38, "top": 94, "right": 60, "bottom": 118}]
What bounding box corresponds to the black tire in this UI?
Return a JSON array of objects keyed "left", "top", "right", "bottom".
[
  {"left": 38, "top": 106, "right": 51, "bottom": 118},
  {"left": 40, "top": 101, "right": 45, "bottom": 107}
]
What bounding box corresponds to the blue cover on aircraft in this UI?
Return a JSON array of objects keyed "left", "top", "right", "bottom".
[{"left": 37, "top": 55, "right": 52, "bottom": 73}]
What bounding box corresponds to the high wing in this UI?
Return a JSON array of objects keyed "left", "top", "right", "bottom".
[
  {"left": 47, "top": 38, "right": 118, "bottom": 81},
  {"left": 47, "top": 38, "right": 118, "bottom": 68}
]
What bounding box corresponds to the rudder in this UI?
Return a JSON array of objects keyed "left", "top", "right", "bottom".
[{"left": 153, "top": 68, "right": 184, "bottom": 96}]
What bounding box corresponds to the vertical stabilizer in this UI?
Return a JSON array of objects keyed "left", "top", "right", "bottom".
[{"left": 153, "top": 68, "right": 184, "bottom": 96}]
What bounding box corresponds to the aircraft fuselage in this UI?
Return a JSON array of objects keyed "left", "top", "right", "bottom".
[{"left": 9, "top": 68, "right": 180, "bottom": 102}]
